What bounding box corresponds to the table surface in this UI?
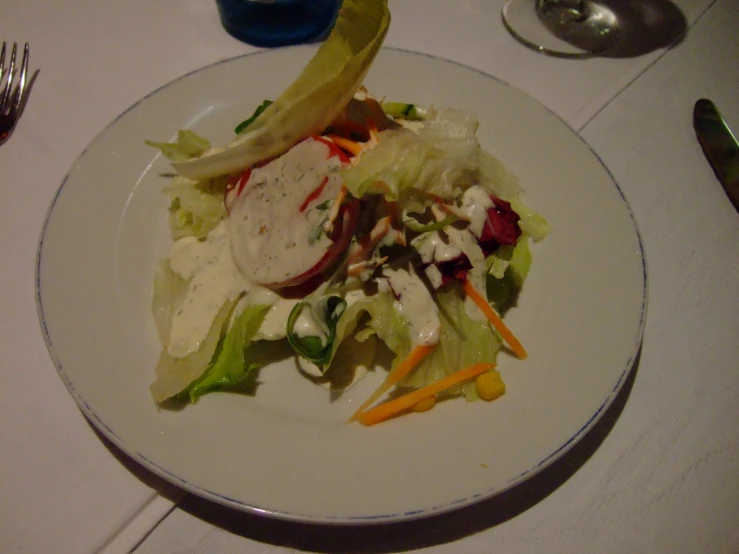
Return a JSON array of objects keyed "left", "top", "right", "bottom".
[{"left": 2, "top": 1, "right": 738, "bottom": 552}]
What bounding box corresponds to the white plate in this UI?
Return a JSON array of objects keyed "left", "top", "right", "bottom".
[{"left": 36, "top": 47, "right": 646, "bottom": 524}]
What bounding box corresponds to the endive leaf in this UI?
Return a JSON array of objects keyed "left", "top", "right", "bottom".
[{"left": 173, "top": 0, "right": 390, "bottom": 181}]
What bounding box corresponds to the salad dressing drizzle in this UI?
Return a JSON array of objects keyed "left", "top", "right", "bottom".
[
  {"left": 459, "top": 185, "right": 495, "bottom": 237},
  {"left": 167, "top": 221, "right": 256, "bottom": 358},
  {"left": 381, "top": 266, "right": 441, "bottom": 346}
]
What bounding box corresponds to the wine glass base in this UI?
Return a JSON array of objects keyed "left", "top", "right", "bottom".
[{"left": 502, "top": 0, "right": 620, "bottom": 58}]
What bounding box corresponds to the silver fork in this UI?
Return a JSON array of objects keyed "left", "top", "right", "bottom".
[{"left": 0, "top": 42, "right": 30, "bottom": 146}]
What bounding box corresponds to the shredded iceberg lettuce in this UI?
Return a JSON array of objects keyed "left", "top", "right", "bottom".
[
  {"left": 509, "top": 197, "right": 550, "bottom": 242},
  {"left": 400, "top": 283, "right": 501, "bottom": 400},
  {"left": 326, "top": 291, "right": 411, "bottom": 373},
  {"left": 486, "top": 237, "right": 533, "bottom": 313},
  {"left": 146, "top": 129, "right": 211, "bottom": 162},
  {"left": 342, "top": 108, "right": 480, "bottom": 202},
  {"left": 164, "top": 175, "right": 227, "bottom": 240}
]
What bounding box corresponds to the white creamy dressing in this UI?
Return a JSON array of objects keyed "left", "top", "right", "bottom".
[
  {"left": 412, "top": 230, "right": 464, "bottom": 289},
  {"left": 414, "top": 231, "right": 463, "bottom": 264},
  {"left": 167, "top": 221, "right": 278, "bottom": 358},
  {"left": 380, "top": 266, "right": 440, "bottom": 346},
  {"left": 252, "top": 297, "right": 299, "bottom": 341},
  {"left": 293, "top": 308, "right": 329, "bottom": 343},
  {"left": 343, "top": 288, "right": 369, "bottom": 308},
  {"left": 294, "top": 288, "right": 370, "bottom": 380},
  {"left": 443, "top": 225, "right": 489, "bottom": 323},
  {"left": 459, "top": 185, "right": 495, "bottom": 237},
  {"left": 228, "top": 138, "right": 344, "bottom": 285}
]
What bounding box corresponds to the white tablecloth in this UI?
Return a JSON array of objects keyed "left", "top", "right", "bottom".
[{"left": 1, "top": 0, "right": 737, "bottom": 552}]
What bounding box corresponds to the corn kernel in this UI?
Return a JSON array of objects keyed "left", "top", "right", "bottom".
[
  {"left": 476, "top": 371, "right": 506, "bottom": 401},
  {"left": 411, "top": 395, "right": 437, "bottom": 412}
]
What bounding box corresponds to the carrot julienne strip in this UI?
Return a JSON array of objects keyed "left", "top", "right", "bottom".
[
  {"left": 358, "top": 363, "right": 495, "bottom": 426},
  {"left": 463, "top": 280, "right": 527, "bottom": 359},
  {"left": 347, "top": 344, "right": 435, "bottom": 423},
  {"left": 327, "top": 134, "right": 364, "bottom": 156}
]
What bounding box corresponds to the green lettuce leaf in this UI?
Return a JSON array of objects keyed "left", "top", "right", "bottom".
[
  {"left": 509, "top": 197, "right": 550, "bottom": 242},
  {"left": 150, "top": 297, "right": 238, "bottom": 403},
  {"left": 164, "top": 175, "right": 227, "bottom": 240},
  {"left": 177, "top": 304, "right": 270, "bottom": 403},
  {"left": 151, "top": 258, "right": 190, "bottom": 348},
  {"left": 486, "top": 237, "right": 533, "bottom": 312},
  {"left": 173, "top": 0, "right": 391, "bottom": 180},
  {"left": 146, "top": 130, "right": 211, "bottom": 162},
  {"left": 342, "top": 108, "right": 480, "bottom": 202},
  {"left": 327, "top": 291, "right": 411, "bottom": 372},
  {"left": 400, "top": 283, "right": 501, "bottom": 400}
]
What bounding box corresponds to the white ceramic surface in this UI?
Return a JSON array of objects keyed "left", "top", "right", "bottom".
[{"left": 36, "top": 47, "right": 646, "bottom": 524}]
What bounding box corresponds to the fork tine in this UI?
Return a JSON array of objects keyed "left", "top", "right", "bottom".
[
  {"left": 0, "top": 43, "right": 6, "bottom": 83},
  {"left": 0, "top": 42, "right": 17, "bottom": 112},
  {"left": 10, "top": 44, "right": 29, "bottom": 115}
]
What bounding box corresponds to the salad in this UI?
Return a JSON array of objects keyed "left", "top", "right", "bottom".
[{"left": 145, "top": 0, "right": 548, "bottom": 425}]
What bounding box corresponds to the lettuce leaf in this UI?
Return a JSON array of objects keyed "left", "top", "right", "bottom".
[
  {"left": 164, "top": 175, "right": 227, "bottom": 240},
  {"left": 173, "top": 0, "right": 391, "bottom": 180},
  {"left": 486, "top": 237, "right": 533, "bottom": 313},
  {"left": 151, "top": 258, "right": 190, "bottom": 348},
  {"left": 146, "top": 130, "right": 211, "bottom": 162},
  {"left": 150, "top": 297, "right": 238, "bottom": 403},
  {"left": 509, "top": 197, "right": 550, "bottom": 242},
  {"left": 177, "top": 304, "right": 270, "bottom": 403},
  {"left": 327, "top": 291, "right": 411, "bottom": 373},
  {"left": 342, "top": 108, "right": 480, "bottom": 202},
  {"left": 400, "top": 283, "right": 501, "bottom": 399}
]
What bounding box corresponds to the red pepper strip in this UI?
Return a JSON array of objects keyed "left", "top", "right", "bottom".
[
  {"left": 224, "top": 168, "right": 253, "bottom": 212},
  {"left": 299, "top": 176, "right": 329, "bottom": 213},
  {"left": 314, "top": 135, "right": 351, "bottom": 164}
]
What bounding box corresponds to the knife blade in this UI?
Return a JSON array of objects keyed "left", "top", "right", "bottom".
[{"left": 693, "top": 98, "right": 739, "bottom": 212}]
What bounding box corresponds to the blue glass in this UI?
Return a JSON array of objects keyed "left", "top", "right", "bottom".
[{"left": 216, "top": 0, "right": 339, "bottom": 47}]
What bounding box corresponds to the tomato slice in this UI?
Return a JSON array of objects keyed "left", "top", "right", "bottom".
[{"left": 273, "top": 199, "right": 359, "bottom": 290}]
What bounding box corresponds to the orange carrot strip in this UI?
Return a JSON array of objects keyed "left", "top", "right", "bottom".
[
  {"left": 463, "top": 280, "right": 527, "bottom": 359},
  {"left": 358, "top": 363, "right": 495, "bottom": 426},
  {"left": 327, "top": 135, "right": 364, "bottom": 156},
  {"left": 347, "top": 344, "right": 434, "bottom": 423}
]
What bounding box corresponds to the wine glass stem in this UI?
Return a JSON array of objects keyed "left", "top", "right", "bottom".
[{"left": 537, "top": 0, "right": 588, "bottom": 23}]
